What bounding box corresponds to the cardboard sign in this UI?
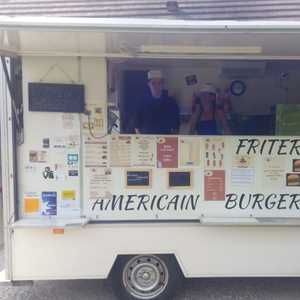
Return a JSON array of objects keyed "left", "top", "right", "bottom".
[{"left": 157, "top": 137, "right": 178, "bottom": 168}]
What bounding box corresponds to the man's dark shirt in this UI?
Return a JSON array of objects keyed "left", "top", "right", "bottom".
[{"left": 135, "top": 90, "right": 180, "bottom": 134}]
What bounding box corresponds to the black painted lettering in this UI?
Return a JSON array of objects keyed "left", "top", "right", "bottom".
[
  {"left": 278, "top": 139, "right": 289, "bottom": 155},
  {"left": 225, "top": 194, "right": 238, "bottom": 209},
  {"left": 150, "top": 195, "right": 157, "bottom": 210},
  {"left": 247, "top": 139, "right": 260, "bottom": 155},
  {"left": 268, "top": 139, "right": 280, "bottom": 155},
  {"left": 167, "top": 195, "right": 179, "bottom": 210},
  {"left": 137, "top": 194, "right": 150, "bottom": 210},
  {"left": 110, "top": 195, "right": 124, "bottom": 210},
  {"left": 260, "top": 139, "right": 267, "bottom": 155},
  {"left": 265, "top": 194, "right": 277, "bottom": 209},
  {"left": 289, "top": 194, "right": 300, "bottom": 209},
  {"left": 236, "top": 139, "right": 248, "bottom": 155},
  {"left": 92, "top": 198, "right": 105, "bottom": 211},
  {"left": 239, "top": 193, "right": 251, "bottom": 209},
  {"left": 277, "top": 194, "right": 289, "bottom": 210},
  {"left": 289, "top": 139, "right": 300, "bottom": 155},
  {"left": 125, "top": 194, "right": 136, "bottom": 211},
  {"left": 251, "top": 194, "right": 264, "bottom": 209},
  {"left": 185, "top": 195, "right": 199, "bottom": 210},
  {"left": 157, "top": 194, "right": 168, "bottom": 210}
]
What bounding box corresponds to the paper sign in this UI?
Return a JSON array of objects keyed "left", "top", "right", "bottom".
[
  {"left": 157, "top": 137, "right": 178, "bottom": 168},
  {"left": 204, "top": 138, "right": 225, "bottom": 169},
  {"left": 62, "top": 190, "right": 76, "bottom": 201},
  {"left": 41, "top": 192, "right": 57, "bottom": 216},
  {"left": 204, "top": 170, "right": 225, "bottom": 201},
  {"left": 231, "top": 168, "right": 255, "bottom": 185},
  {"left": 89, "top": 167, "right": 112, "bottom": 199},
  {"left": 110, "top": 136, "right": 131, "bottom": 167},
  {"left": 232, "top": 155, "right": 254, "bottom": 168},
  {"left": 179, "top": 137, "right": 200, "bottom": 167},
  {"left": 132, "top": 136, "right": 156, "bottom": 167},
  {"left": 29, "top": 150, "right": 47, "bottom": 163},
  {"left": 24, "top": 197, "right": 40, "bottom": 213},
  {"left": 263, "top": 156, "right": 285, "bottom": 187},
  {"left": 84, "top": 140, "right": 108, "bottom": 167}
]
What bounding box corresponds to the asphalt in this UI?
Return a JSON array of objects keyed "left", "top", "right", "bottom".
[{"left": 1, "top": 249, "right": 300, "bottom": 300}]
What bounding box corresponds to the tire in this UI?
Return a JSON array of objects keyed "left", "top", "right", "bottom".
[{"left": 111, "top": 254, "right": 183, "bottom": 300}]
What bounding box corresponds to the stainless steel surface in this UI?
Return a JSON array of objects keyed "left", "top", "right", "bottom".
[{"left": 1, "top": 0, "right": 300, "bottom": 20}]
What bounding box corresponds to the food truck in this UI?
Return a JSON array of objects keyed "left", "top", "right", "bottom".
[{"left": 2, "top": 16, "right": 300, "bottom": 300}]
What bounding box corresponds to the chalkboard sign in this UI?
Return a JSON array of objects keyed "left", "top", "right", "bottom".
[
  {"left": 28, "top": 82, "right": 85, "bottom": 113},
  {"left": 126, "top": 170, "right": 151, "bottom": 188},
  {"left": 169, "top": 171, "right": 192, "bottom": 188}
]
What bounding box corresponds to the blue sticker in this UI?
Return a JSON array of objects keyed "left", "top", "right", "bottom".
[
  {"left": 41, "top": 192, "right": 57, "bottom": 216},
  {"left": 68, "top": 154, "right": 79, "bottom": 165}
]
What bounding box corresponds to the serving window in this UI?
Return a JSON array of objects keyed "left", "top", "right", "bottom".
[{"left": 108, "top": 59, "right": 300, "bottom": 137}]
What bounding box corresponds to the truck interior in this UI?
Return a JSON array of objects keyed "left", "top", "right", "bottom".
[{"left": 108, "top": 58, "right": 299, "bottom": 136}]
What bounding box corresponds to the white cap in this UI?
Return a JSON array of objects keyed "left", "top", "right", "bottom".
[
  {"left": 200, "top": 83, "right": 217, "bottom": 95},
  {"left": 148, "top": 70, "right": 163, "bottom": 80}
]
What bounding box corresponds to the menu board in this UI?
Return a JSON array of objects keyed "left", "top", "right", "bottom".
[
  {"left": 132, "top": 136, "right": 156, "bottom": 167},
  {"left": 110, "top": 136, "right": 132, "bottom": 167}
]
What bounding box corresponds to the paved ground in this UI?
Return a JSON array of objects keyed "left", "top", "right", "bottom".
[{"left": 1, "top": 249, "right": 300, "bottom": 300}]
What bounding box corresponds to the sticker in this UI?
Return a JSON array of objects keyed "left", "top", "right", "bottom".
[
  {"left": 204, "top": 170, "right": 225, "bottom": 201},
  {"left": 24, "top": 197, "right": 40, "bottom": 213},
  {"left": 29, "top": 150, "right": 47, "bottom": 163},
  {"left": 42, "top": 166, "right": 54, "bottom": 179},
  {"left": 24, "top": 165, "right": 37, "bottom": 174},
  {"left": 67, "top": 154, "right": 79, "bottom": 165},
  {"left": 42, "top": 138, "right": 50, "bottom": 148},
  {"left": 67, "top": 135, "right": 80, "bottom": 148},
  {"left": 293, "top": 159, "right": 300, "bottom": 172},
  {"left": 53, "top": 136, "right": 67, "bottom": 149},
  {"left": 157, "top": 137, "right": 178, "bottom": 168},
  {"left": 41, "top": 192, "right": 57, "bottom": 216},
  {"left": 286, "top": 173, "right": 300, "bottom": 186},
  {"left": 62, "top": 190, "right": 76, "bottom": 201},
  {"left": 69, "top": 170, "right": 79, "bottom": 176}
]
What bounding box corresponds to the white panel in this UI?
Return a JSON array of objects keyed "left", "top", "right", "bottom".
[{"left": 12, "top": 225, "right": 300, "bottom": 280}]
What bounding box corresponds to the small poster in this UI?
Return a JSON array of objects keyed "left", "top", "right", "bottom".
[
  {"left": 132, "top": 136, "right": 156, "bottom": 167},
  {"left": 157, "top": 137, "right": 178, "bottom": 168},
  {"left": 179, "top": 137, "right": 200, "bottom": 167},
  {"left": 263, "top": 156, "right": 285, "bottom": 187},
  {"left": 24, "top": 192, "right": 40, "bottom": 213},
  {"left": 126, "top": 170, "right": 151, "bottom": 188},
  {"left": 231, "top": 168, "right": 255, "bottom": 186},
  {"left": 204, "top": 170, "right": 225, "bottom": 201},
  {"left": 41, "top": 192, "right": 57, "bottom": 216},
  {"left": 88, "top": 167, "right": 112, "bottom": 199},
  {"left": 84, "top": 140, "right": 108, "bottom": 167},
  {"left": 110, "top": 136, "right": 132, "bottom": 167},
  {"left": 29, "top": 150, "right": 47, "bottom": 163},
  {"left": 204, "top": 138, "right": 225, "bottom": 169}
]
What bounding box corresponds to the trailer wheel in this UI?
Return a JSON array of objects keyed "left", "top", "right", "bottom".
[{"left": 111, "top": 254, "right": 182, "bottom": 300}]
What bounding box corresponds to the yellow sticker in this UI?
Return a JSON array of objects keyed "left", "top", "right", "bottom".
[
  {"left": 24, "top": 198, "right": 40, "bottom": 213},
  {"left": 62, "top": 190, "right": 76, "bottom": 201}
]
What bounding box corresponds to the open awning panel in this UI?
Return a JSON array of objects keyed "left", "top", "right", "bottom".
[{"left": 1, "top": 17, "right": 300, "bottom": 59}]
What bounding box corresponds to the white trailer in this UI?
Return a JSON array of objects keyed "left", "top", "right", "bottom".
[{"left": 2, "top": 16, "right": 300, "bottom": 300}]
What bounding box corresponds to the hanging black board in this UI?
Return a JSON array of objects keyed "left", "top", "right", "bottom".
[
  {"left": 28, "top": 82, "right": 85, "bottom": 113},
  {"left": 126, "top": 170, "right": 151, "bottom": 187},
  {"left": 169, "top": 171, "right": 191, "bottom": 188}
]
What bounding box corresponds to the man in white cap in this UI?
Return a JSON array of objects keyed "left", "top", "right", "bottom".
[
  {"left": 189, "top": 83, "right": 231, "bottom": 135},
  {"left": 134, "top": 70, "right": 180, "bottom": 134}
]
